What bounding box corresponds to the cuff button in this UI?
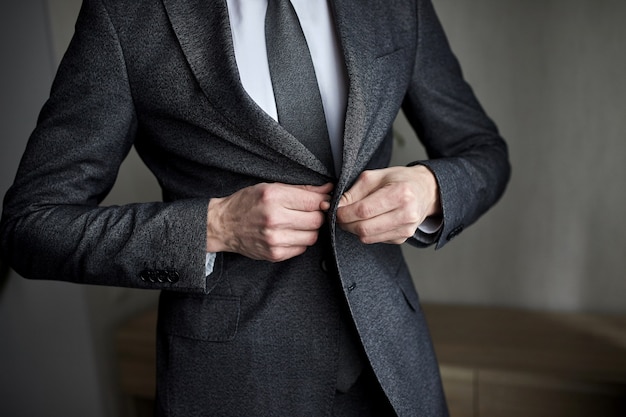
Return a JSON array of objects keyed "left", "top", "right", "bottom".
[
  {"left": 446, "top": 225, "right": 464, "bottom": 241},
  {"left": 166, "top": 270, "right": 180, "bottom": 283}
]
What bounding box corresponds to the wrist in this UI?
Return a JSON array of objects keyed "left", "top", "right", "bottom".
[
  {"left": 411, "top": 164, "right": 441, "bottom": 218},
  {"left": 206, "top": 198, "right": 229, "bottom": 253}
]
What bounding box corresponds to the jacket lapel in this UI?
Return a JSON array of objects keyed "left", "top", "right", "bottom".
[
  {"left": 161, "top": 0, "right": 333, "bottom": 177},
  {"left": 330, "top": 0, "right": 384, "bottom": 190}
]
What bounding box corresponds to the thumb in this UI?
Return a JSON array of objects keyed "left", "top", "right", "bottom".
[{"left": 338, "top": 171, "right": 380, "bottom": 207}]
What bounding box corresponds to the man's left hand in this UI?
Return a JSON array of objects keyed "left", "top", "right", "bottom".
[{"left": 335, "top": 165, "right": 441, "bottom": 245}]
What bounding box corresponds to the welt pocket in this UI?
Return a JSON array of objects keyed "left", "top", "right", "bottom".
[
  {"left": 161, "top": 293, "right": 240, "bottom": 342},
  {"left": 394, "top": 263, "right": 420, "bottom": 312},
  {"left": 375, "top": 45, "right": 408, "bottom": 61}
]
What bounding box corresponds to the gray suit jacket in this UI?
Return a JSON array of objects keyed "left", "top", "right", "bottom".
[{"left": 0, "top": 0, "right": 510, "bottom": 415}]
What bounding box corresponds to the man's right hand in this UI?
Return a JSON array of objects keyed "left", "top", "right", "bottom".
[{"left": 206, "top": 182, "right": 333, "bottom": 262}]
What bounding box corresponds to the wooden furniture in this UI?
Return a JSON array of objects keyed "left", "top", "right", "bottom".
[
  {"left": 116, "top": 304, "right": 626, "bottom": 416},
  {"left": 423, "top": 304, "right": 626, "bottom": 416},
  {"left": 116, "top": 309, "right": 158, "bottom": 417}
]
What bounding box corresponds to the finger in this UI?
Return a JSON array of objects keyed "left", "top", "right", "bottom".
[
  {"left": 257, "top": 245, "right": 309, "bottom": 263},
  {"left": 319, "top": 200, "right": 331, "bottom": 212},
  {"left": 261, "top": 229, "right": 321, "bottom": 249},
  {"left": 256, "top": 229, "right": 321, "bottom": 262},
  {"left": 338, "top": 171, "right": 381, "bottom": 208},
  {"left": 338, "top": 215, "right": 417, "bottom": 245},
  {"left": 359, "top": 224, "right": 416, "bottom": 245},
  {"left": 337, "top": 186, "right": 397, "bottom": 224},
  {"left": 266, "top": 207, "right": 327, "bottom": 232},
  {"left": 279, "top": 186, "right": 333, "bottom": 212},
  {"left": 337, "top": 212, "right": 391, "bottom": 241}
]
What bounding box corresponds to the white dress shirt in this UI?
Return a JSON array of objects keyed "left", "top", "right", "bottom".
[
  {"left": 207, "top": 0, "right": 346, "bottom": 275},
  {"left": 226, "top": 0, "right": 347, "bottom": 173}
]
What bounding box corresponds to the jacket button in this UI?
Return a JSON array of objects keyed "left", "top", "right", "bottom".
[
  {"left": 320, "top": 259, "right": 329, "bottom": 273},
  {"left": 447, "top": 225, "right": 464, "bottom": 241},
  {"left": 139, "top": 270, "right": 149, "bottom": 282},
  {"left": 140, "top": 269, "right": 157, "bottom": 283},
  {"left": 156, "top": 270, "right": 168, "bottom": 283}
]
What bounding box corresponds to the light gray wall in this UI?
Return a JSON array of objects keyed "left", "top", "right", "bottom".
[
  {"left": 1, "top": 1, "right": 624, "bottom": 416},
  {"left": 0, "top": 2, "right": 106, "bottom": 417},
  {"left": 0, "top": 1, "right": 159, "bottom": 416},
  {"left": 393, "top": 0, "right": 626, "bottom": 314}
]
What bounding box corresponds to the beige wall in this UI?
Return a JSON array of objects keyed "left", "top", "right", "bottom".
[{"left": 1, "top": 1, "right": 624, "bottom": 416}]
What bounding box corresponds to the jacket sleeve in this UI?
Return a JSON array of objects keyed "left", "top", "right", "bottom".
[
  {"left": 0, "top": 0, "right": 209, "bottom": 293},
  {"left": 404, "top": 0, "right": 511, "bottom": 249}
]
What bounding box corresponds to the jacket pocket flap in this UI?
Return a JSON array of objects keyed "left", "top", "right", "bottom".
[
  {"left": 395, "top": 267, "right": 420, "bottom": 312},
  {"left": 160, "top": 293, "right": 240, "bottom": 342}
]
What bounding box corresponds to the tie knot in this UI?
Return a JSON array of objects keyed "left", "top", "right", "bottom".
[{"left": 265, "top": 0, "right": 301, "bottom": 39}]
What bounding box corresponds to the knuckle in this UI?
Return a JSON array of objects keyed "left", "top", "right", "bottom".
[
  {"left": 354, "top": 203, "right": 372, "bottom": 219},
  {"left": 310, "top": 230, "right": 321, "bottom": 244},
  {"left": 258, "top": 183, "right": 278, "bottom": 203},
  {"left": 359, "top": 235, "right": 373, "bottom": 245},
  {"left": 311, "top": 214, "right": 325, "bottom": 229},
  {"left": 263, "top": 229, "right": 281, "bottom": 250},
  {"left": 359, "top": 170, "right": 375, "bottom": 184},
  {"left": 354, "top": 223, "right": 370, "bottom": 238},
  {"left": 263, "top": 215, "right": 279, "bottom": 229},
  {"left": 341, "top": 191, "right": 354, "bottom": 206},
  {"left": 264, "top": 231, "right": 279, "bottom": 247},
  {"left": 401, "top": 225, "right": 416, "bottom": 239},
  {"left": 266, "top": 247, "right": 285, "bottom": 262},
  {"left": 259, "top": 225, "right": 272, "bottom": 238},
  {"left": 401, "top": 191, "right": 415, "bottom": 206},
  {"left": 397, "top": 185, "right": 415, "bottom": 204},
  {"left": 401, "top": 210, "right": 420, "bottom": 225}
]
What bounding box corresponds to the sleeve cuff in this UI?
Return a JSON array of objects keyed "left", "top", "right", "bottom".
[
  {"left": 417, "top": 216, "right": 443, "bottom": 234},
  {"left": 205, "top": 252, "right": 217, "bottom": 276}
]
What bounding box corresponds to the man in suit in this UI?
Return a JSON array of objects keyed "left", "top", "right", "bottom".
[{"left": 0, "top": 0, "right": 510, "bottom": 415}]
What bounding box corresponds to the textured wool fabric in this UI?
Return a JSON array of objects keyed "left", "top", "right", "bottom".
[
  {"left": 0, "top": 0, "right": 510, "bottom": 415},
  {"left": 265, "top": 0, "right": 361, "bottom": 392},
  {"left": 332, "top": 366, "right": 397, "bottom": 416}
]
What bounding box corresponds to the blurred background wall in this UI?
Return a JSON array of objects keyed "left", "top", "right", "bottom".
[
  {"left": 393, "top": 0, "right": 626, "bottom": 313},
  {"left": 1, "top": 0, "right": 624, "bottom": 416}
]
